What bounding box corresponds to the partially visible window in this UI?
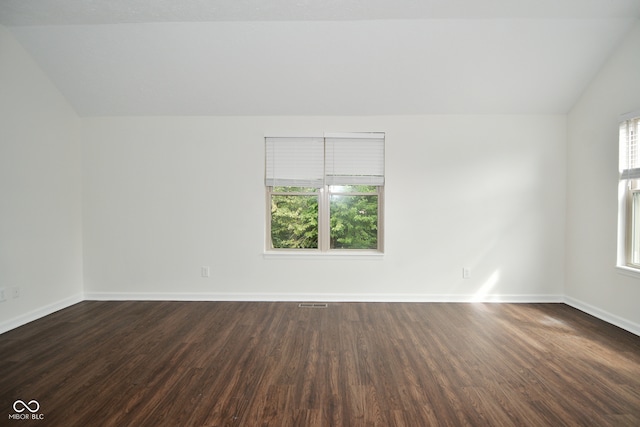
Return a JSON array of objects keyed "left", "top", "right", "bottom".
[
  {"left": 618, "top": 113, "right": 640, "bottom": 269},
  {"left": 631, "top": 191, "right": 640, "bottom": 265},
  {"left": 265, "top": 133, "right": 384, "bottom": 253}
]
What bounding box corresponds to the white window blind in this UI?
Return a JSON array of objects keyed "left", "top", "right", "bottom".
[
  {"left": 265, "top": 137, "right": 325, "bottom": 187},
  {"left": 620, "top": 116, "right": 640, "bottom": 180},
  {"left": 265, "top": 133, "right": 385, "bottom": 187},
  {"left": 325, "top": 133, "right": 385, "bottom": 186}
]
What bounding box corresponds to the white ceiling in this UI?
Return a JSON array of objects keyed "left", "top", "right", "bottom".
[
  {"left": 1, "top": 0, "right": 639, "bottom": 116},
  {"left": 1, "top": 0, "right": 639, "bottom": 23}
]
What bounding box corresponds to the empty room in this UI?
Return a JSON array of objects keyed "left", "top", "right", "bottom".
[{"left": 1, "top": 0, "right": 640, "bottom": 425}]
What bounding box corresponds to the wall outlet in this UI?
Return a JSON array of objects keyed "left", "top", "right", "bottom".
[
  {"left": 462, "top": 268, "right": 471, "bottom": 279},
  {"left": 0, "top": 288, "right": 5, "bottom": 302},
  {"left": 201, "top": 266, "right": 210, "bottom": 278},
  {"left": 11, "top": 287, "right": 20, "bottom": 299}
]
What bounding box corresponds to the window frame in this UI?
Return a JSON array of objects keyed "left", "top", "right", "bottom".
[
  {"left": 266, "top": 186, "right": 321, "bottom": 251},
  {"left": 266, "top": 184, "right": 385, "bottom": 254},
  {"left": 630, "top": 189, "right": 640, "bottom": 266},
  {"left": 617, "top": 111, "right": 640, "bottom": 274},
  {"left": 264, "top": 133, "right": 385, "bottom": 255}
]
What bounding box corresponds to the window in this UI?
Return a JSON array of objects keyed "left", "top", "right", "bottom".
[
  {"left": 618, "top": 112, "right": 640, "bottom": 269},
  {"left": 265, "top": 133, "right": 384, "bottom": 253}
]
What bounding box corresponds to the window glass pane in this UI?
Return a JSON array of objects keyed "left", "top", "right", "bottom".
[
  {"left": 330, "top": 195, "right": 378, "bottom": 249},
  {"left": 329, "top": 185, "right": 377, "bottom": 193},
  {"left": 632, "top": 191, "right": 640, "bottom": 265},
  {"left": 273, "top": 186, "right": 318, "bottom": 193},
  {"left": 271, "top": 195, "right": 318, "bottom": 249}
]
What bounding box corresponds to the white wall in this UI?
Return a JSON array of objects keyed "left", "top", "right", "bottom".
[
  {"left": 0, "top": 26, "right": 83, "bottom": 332},
  {"left": 566, "top": 21, "right": 640, "bottom": 334},
  {"left": 2, "top": 18, "right": 638, "bottom": 334},
  {"left": 83, "top": 115, "right": 566, "bottom": 301}
]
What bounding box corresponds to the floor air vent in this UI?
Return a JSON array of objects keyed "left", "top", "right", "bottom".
[{"left": 298, "top": 303, "right": 328, "bottom": 308}]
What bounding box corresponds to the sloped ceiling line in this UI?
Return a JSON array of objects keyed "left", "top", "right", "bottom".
[{"left": 1, "top": 0, "right": 638, "bottom": 116}]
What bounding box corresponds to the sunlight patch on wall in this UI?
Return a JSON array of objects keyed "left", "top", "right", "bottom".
[{"left": 471, "top": 270, "right": 500, "bottom": 302}]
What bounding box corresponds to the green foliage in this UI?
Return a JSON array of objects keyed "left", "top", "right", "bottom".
[
  {"left": 330, "top": 195, "right": 378, "bottom": 249},
  {"left": 271, "top": 195, "right": 318, "bottom": 248},
  {"left": 329, "top": 185, "right": 376, "bottom": 193},
  {"left": 270, "top": 187, "right": 379, "bottom": 250},
  {"left": 273, "top": 187, "right": 318, "bottom": 193}
]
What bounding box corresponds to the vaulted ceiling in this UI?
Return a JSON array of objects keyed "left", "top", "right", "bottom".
[{"left": 1, "top": 0, "right": 639, "bottom": 116}]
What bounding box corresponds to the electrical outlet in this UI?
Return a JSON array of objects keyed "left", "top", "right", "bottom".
[
  {"left": 201, "top": 266, "right": 210, "bottom": 278},
  {"left": 462, "top": 268, "right": 471, "bottom": 279},
  {"left": 11, "top": 287, "right": 20, "bottom": 299},
  {"left": 0, "top": 288, "right": 5, "bottom": 302}
]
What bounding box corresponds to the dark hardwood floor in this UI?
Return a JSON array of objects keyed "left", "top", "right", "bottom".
[{"left": 1, "top": 301, "right": 639, "bottom": 426}]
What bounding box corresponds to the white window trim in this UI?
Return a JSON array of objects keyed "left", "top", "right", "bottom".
[
  {"left": 263, "top": 251, "right": 384, "bottom": 260},
  {"left": 616, "top": 264, "right": 640, "bottom": 279}
]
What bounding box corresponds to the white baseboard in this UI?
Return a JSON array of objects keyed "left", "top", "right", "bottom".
[
  {"left": 564, "top": 296, "right": 640, "bottom": 337},
  {"left": 9, "top": 293, "right": 635, "bottom": 337},
  {"left": 84, "top": 291, "right": 564, "bottom": 303},
  {"left": 0, "top": 293, "right": 84, "bottom": 335}
]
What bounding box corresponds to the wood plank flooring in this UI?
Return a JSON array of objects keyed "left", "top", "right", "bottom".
[{"left": 1, "top": 302, "right": 639, "bottom": 426}]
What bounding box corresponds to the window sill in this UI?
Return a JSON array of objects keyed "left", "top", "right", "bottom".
[
  {"left": 263, "top": 250, "right": 384, "bottom": 260},
  {"left": 616, "top": 265, "right": 640, "bottom": 279}
]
